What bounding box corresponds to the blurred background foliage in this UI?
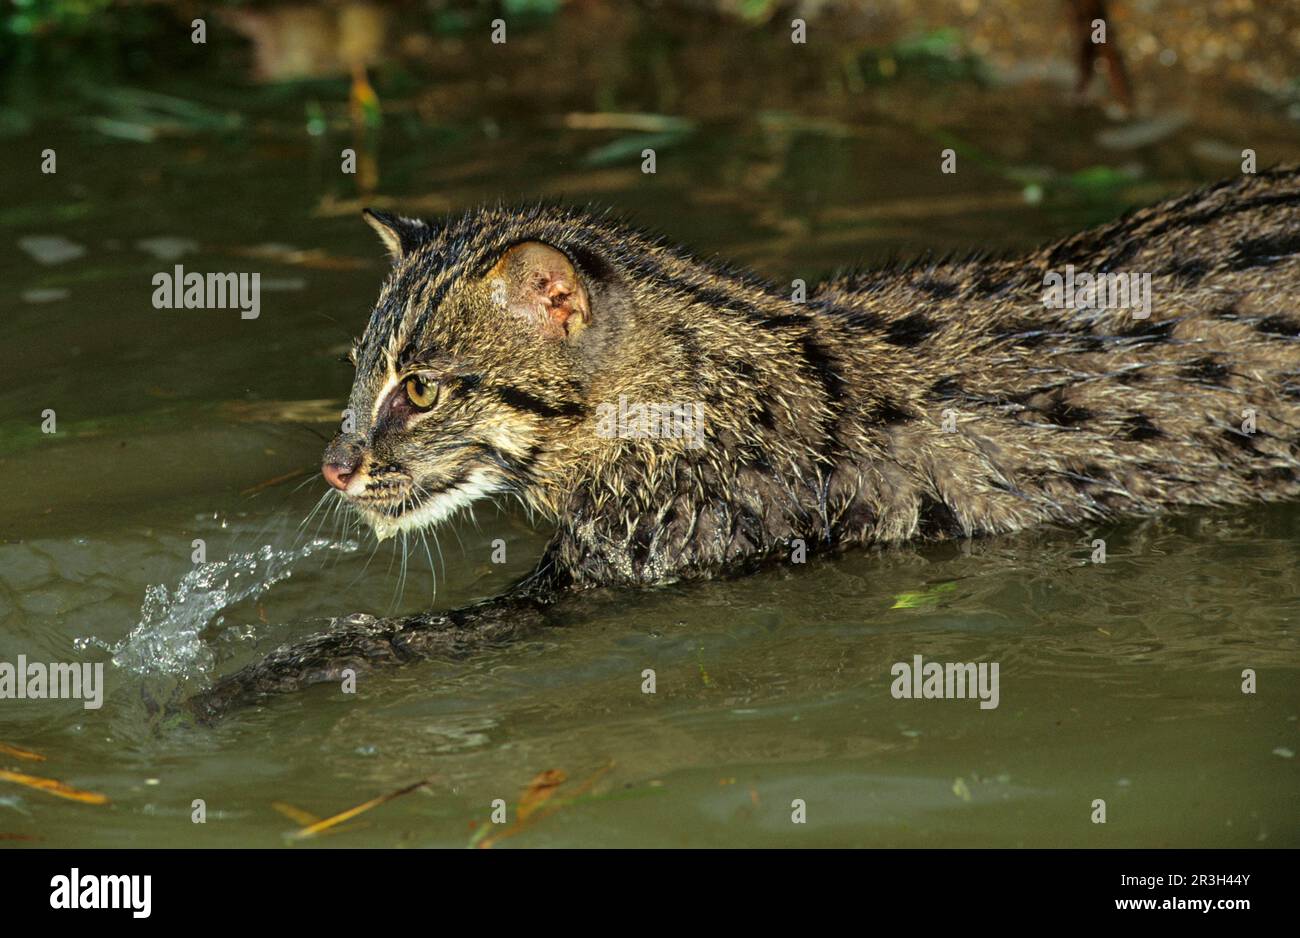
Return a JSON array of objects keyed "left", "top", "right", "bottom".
[
  {"left": 1, "top": 1, "right": 1296, "bottom": 267},
  {"left": 3, "top": 1, "right": 1297, "bottom": 98}
]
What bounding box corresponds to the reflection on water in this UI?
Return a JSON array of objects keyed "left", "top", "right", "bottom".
[{"left": 0, "top": 1, "right": 1296, "bottom": 847}]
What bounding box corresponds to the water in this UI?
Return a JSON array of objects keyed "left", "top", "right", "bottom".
[
  {"left": 77, "top": 538, "right": 359, "bottom": 677},
  {"left": 1, "top": 3, "right": 1297, "bottom": 848}
]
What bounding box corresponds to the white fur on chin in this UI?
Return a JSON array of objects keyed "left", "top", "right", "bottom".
[{"left": 366, "top": 468, "right": 501, "bottom": 541}]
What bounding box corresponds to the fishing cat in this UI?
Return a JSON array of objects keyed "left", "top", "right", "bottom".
[{"left": 192, "top": 166, "right": 1300, "bottom": 718}]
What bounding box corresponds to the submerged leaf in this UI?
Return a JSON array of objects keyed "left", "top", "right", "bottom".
[
  {"left": 272, "top": 801, "right": 368, "bottom": 836},
  {"left": 477, "top": 763, "right": 614, "bottom": 849},
  {"left": 563, "top": 112, "right": 694, "bottom": 133},
  {"left": 270, "top": 801, "right": 320, "bottom": 826},
  {"left": 18, "top": 235, "right": 86, "bottom": 266},
  {"left": 582, "top": 131, "right": 691, "bottom": 168},
  {"left": 890, "top": 581, "right": 958, "bottom": 609},
  {"left": 0, "top": 769, "right": 109, "bottom": 805},
  {"left": 223, "top": 244, "right": 371, "bottom": 271},
  {"left": 289, "top": 778, "right": 429, "bottom": 839},
  {"left": 221, "top": 399, "right": 342, "bottom": 424},
  {"left": 517, "top": 769, "right": 566, "bottom": 822},
  {"left": 0, "top": 742, "right": 46, "bottom": 762}
]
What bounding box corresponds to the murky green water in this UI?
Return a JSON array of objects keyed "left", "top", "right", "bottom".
[{"left": 1, "top": 4, "right": 1296, "bottom": 847}]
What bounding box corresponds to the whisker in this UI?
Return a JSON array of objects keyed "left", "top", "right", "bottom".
[
  {"left": 348, "top": 535, "right": 385, "bottom": 592},
  {"left": 389, "top": 530, "right": 405, "bottom": 611},
  {"left": 292, "top": 472, "right": 324, "bottom": 494},
  {"left": 418, "top": 528, "right": 438, "bottom": 603},
  {"left": 295, "top": 490, "right": 333, "bottom": 541}
]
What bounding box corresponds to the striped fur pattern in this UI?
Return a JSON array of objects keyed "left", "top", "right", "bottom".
[
  {"left": 337, "top": 167, "right": 1300, "bottom": 588},
  {"left": 191, "top": 166, "right": 1300, "bottom": 717}
]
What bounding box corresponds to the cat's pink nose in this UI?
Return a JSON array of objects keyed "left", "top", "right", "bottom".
[{"left": 322, "top": 462, "right": 356, "bottom": 491}]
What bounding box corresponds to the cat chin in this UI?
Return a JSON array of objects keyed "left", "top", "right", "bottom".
[{"left": 365, "top": 468, "right": 501, "bottom": 542}]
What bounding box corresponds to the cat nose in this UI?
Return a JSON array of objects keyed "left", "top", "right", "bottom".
[
  {"left": 322, "top": 461, "right": 356, "bottom": 491},
  {"left": 322, "top": 434, "right": 364, "bottom": 491}
]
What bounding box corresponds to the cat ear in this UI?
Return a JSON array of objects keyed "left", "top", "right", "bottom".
[
  {"left": 362, "top": 209, "right": 430, "bottom": 262},
  {"left": 487, "top": 241, "right": 592, "bottom": 341}
]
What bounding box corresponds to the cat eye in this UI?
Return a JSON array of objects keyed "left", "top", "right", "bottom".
[{"left": 404, "top": 376, "right": 439, "bottom": 409}]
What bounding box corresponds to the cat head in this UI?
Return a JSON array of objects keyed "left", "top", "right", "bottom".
[{"left": 322, "top": 206, "right": 648, "bottom": 540}]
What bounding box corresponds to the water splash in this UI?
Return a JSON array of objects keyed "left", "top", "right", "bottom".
[{"left": 75, "top": 538, "right": 358, "bottom": 677}]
